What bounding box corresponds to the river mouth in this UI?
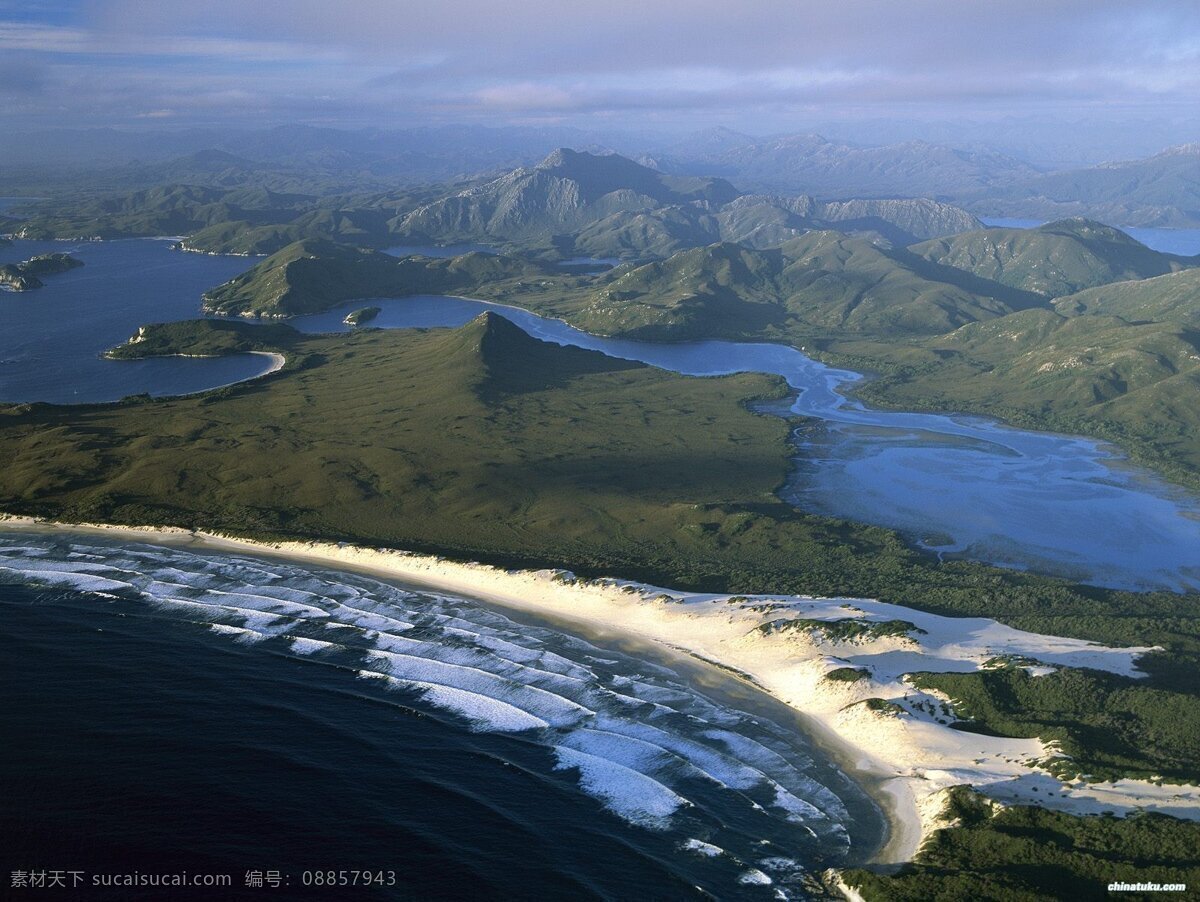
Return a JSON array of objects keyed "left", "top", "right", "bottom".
[
  {"left": 289, "top": 294, "right": 1200, "bottom": 594},
  {"left": 5, "top": 238, "right": 1200, "bottom": 592}
]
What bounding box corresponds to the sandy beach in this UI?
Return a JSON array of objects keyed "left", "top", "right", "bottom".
[{"left": 3, "top": 514, "right": 1199, "bottom": 868}]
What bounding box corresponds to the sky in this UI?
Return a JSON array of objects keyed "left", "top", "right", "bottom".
[{"left": 1, "top": 1, "right": 1198, "bottom": 156}]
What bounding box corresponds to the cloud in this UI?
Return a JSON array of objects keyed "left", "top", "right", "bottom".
[{"left": 0, "top": 1, "right": 1196, "bottom": 131}]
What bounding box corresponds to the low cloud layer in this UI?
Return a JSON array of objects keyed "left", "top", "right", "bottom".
[{"left": 1, "top": 1, "right": 1197, "bottom": 140}]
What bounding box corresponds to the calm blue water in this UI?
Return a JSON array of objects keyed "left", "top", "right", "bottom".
[
  {"left": 979, "top": 217, "right": 1200, "bottom": 257},
  {"left": 0, "top": 536, "right": 882, "bottom": 899},
  {"left": 294, "top": 296, "right": 1200, "bottom": 592},
  {"left": 4, "top": 237, "right": 1199, "bottom": 589},
  {"left": 0, "top": 239, "right": 274, "bottom": 404}
]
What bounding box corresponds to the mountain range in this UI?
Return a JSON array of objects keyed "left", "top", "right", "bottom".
[
  {"left": 393, "top": 149, "right": 981, "bottom": 258},
  {"left": 9, "top": 149, "right": 985, "bottom": 258}
]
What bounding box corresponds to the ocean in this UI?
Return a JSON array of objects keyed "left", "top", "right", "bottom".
[{"left": 0, "top": 534, "right": 884, "bottom": 900}]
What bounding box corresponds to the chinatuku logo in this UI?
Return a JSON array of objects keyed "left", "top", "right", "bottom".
[{"left": 1108, "top": 882, "right": 1188, "bottom": 893}]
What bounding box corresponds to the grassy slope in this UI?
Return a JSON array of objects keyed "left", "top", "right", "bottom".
[
  {"left": 910, "top": 219, "right": 1194, "bottom": 298},
  {"left": 200, "top": 238, "right": 581, "bottom": 317},
  {"left": 1053, "top": 267, "right": 1200, "bottom": 325}
]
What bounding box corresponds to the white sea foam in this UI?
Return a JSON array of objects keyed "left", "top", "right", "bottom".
[
  {"left": 0, "top": 567, "right": 133, "bottom": 594},
  {"left": 738, "top": 868, "right": 773, "bottom": 886},
  {"left": 409, "top": 680, "right": 551, "bottom": 733},
  {"left": 365, "top": 649, "right": 594, "bottom": 728},
  {"left": 552, "top": 745, "right": 690, "bottom": 829},
  {"left": 681, "top": 838, "right": 725, "bottom": 857},
  {"left": 290, "top": 637, "right": 337, "bottom": 655}
]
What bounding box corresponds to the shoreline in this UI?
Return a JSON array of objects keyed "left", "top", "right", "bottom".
[{"left": 3, "top": 514, "right": 1200, "bottom": 872}]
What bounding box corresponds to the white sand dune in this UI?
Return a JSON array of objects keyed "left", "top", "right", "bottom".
[{"left": 3, "top": 514, "right": 1198, "bottom": 864}]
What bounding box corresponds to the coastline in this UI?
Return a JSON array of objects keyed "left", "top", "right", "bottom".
[{"left": 3, "top": 514, "right": 1199, "bottom": 873}]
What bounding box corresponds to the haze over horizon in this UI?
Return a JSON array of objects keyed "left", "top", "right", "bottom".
[{"left": 2, "top": 1, "right": 1199, "bottom": 166}]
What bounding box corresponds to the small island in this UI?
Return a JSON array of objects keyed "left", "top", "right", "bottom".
[
  {"left": 0, "top": 252, "right": 84, "bottom": 292},
  {"left": 343, "top": 305, "right": 382, "bottom": 326}
]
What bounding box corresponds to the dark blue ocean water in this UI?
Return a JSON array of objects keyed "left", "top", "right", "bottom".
[{"left": 0, "top": 537, "right": 883, "bottom": 900}]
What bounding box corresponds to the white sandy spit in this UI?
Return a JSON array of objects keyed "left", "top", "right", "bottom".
[{"left": 2, "top": 514, "right": 1198, "bottom": 865}]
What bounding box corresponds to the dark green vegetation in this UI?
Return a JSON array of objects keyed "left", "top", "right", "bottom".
[
  {"left": 207, "top": 230, "right": 1036, "bottom": 338},
  {"left": 842, "top": 787, "right": 1200, "bottom": 901},
  {"left": 0, "top": 252, "right": 83, "bottom": 291},
  {"left": 824, "top": 667, "right": 870, "bottom": 683},
  {"left": 200, "top": 239, "right": 562, "bottom": 316},
  {"left": 105, "top": 319, "right": 300, "bottom": 360},
  {"left": 558, "top": 233, "right": 1038, "bottom": 340},
  {"left": 199, "top": 211, "right": 1200, "bottom": 491},
  {"left": 343, "top": 306, "right": 381, "bottom": 326},
  {"left": 912, "top": 666, "right": 1200, "bottom": 782},
  {"left": 759, "top": 617, "right": 925, "bottom": 642}
]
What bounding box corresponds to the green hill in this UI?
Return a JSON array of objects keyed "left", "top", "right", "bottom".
[
  {"left": 200, "top": 230, "right": 1040, "bottom": 341},
  {"left": 911, "top": 218, "right": 1194, "bottom": 298},
  {"left": 1053, "top": 267, "right": 1200, "bottom": 325},
  {"left": 567, "top": 233, "right": 1039, "bottom": 341},
  {"left": 0, "top": 314, "right": 811, "bottom": 575},
  {"left": 200, "top": 239, "right": 562, "bottom": 317}
]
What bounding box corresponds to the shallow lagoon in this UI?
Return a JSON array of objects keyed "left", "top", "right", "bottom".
[
  {"left": 297, "top": 296, "right": 1200, "bottom": 593},
  {"left": 4, "top": 238, "right": 1200, "bottom": 592}
]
